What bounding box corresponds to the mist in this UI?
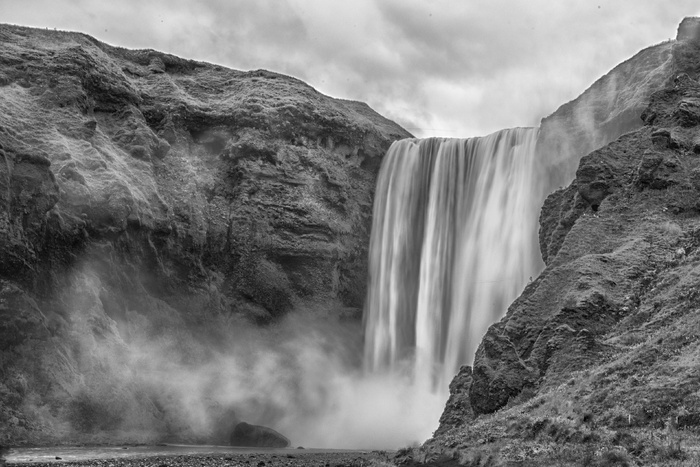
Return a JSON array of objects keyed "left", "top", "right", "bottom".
[
  {"left": 3, "top": 1, "right": 699, "bottom": 139},
  {"left": 21, "top": 40, "right": 670, "bottom": 447},
  {"left": 5, "top": 4, "right": 698, "bottom": 453},
  {"left": 31, "top": 259, "right": 444, "bottom": 449}
]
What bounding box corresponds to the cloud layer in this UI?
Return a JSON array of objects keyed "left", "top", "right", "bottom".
[{"left": 4, "top": 1, "right": 700, "bottom": 136}]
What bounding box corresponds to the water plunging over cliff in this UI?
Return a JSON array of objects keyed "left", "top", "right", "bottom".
[{"left": 364, "top": 128, "right": 543, "bottom": 391}]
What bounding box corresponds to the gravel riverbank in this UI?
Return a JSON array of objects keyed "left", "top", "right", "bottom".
[{"left": 4, "top": 448, "right": 395, "bottom": 467}]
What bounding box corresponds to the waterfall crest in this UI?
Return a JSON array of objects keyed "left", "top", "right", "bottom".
[{"left": 364, "top": 128, "right": 542, "bottom": 391}]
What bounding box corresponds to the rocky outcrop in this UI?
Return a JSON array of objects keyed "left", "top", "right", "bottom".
[
  {"left": 678, "top": 17, "right": 700, "bottom": 42},
  {"left": 434, "top": 366, "right": 473, "bottom": 436},
  {"left": 230, "top": 422, "right": 290, "bottom": 448},
  {"left": 410, "top": 17, "right": 700, "bottom": 466},
  {"left": 468, "top": 23, "right": 700, "bottom": 425},
  {"left": 0, "top": 24, "right": 409, "bottom": 445},
  {"left": 0, "top": 24, "right": 409, "bottom": 321},
  {"left": 535, "top": 30, "right": 675, "bottom": 206}
]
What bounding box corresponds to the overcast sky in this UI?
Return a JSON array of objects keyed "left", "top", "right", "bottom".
[{"left": 4, "top": 1, "right": 700, "bottom": 138}]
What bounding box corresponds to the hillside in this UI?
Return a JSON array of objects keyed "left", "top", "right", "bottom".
[{"left": 401, "top": 17, "right": 700, "bottom": 467}]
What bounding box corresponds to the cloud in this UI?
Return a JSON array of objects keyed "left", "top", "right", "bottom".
[{"left": 3, "top": 0, "right": 700, "bottom": 137}]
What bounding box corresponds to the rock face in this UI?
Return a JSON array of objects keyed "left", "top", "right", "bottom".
[
  {"left": 678, "top": 17, "right": 700, "bottom": 42},
  {"left": 535, "top": 30, "right": 675, "bottom": 206},
  {"left": 230, "top": 422, "right": 290, "bottom": 448},
  {"left": 434, "top": 366, "right": 473, "bottom": 436},
  {"left": 408, "top": 17, "right": 700, "bottom": 466},
  {"left": 0, "top": 24, "right": 409, "bottom": 445},
  {"left": 468, "top": 22, "right": 700, "bottom": 425}
]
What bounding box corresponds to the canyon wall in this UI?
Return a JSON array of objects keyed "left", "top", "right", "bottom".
[{"left": 0, "top": 24, "right": 409, "bottom": 444}]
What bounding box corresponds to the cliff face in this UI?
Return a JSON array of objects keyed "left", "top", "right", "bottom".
[
  {"left": 0, "top": 24, "right": 409, "bottom": 444},
  {"left": 408, "top": 18, "right": 700, "bottom": 466},
  {"left": 535, "top": 32, "right": 674, "bottom": 217}
]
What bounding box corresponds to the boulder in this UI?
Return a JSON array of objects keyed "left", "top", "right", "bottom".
[{"left": 230, "top": 422, "right": 290, "bottom": 448}]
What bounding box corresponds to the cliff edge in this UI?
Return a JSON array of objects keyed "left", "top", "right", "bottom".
[{"left": 405, "top": 17, "right": 700, "bottom": 466}]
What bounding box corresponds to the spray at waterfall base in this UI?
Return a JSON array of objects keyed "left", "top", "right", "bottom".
[{"left": 10, "top": 129, "right": 552, "bottom": 450}]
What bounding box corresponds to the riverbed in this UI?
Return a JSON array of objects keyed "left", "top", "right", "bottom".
[{"left": 4, "top": 444, "right": 395, "bottom": 466}]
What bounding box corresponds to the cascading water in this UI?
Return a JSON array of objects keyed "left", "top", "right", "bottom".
[{"left": 364, "top": 128, "right": 543, "bottom": 392}]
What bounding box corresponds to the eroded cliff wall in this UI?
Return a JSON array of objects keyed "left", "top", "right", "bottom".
[{"left": 0, "top": 24, "right": 410, "bottom": 444}]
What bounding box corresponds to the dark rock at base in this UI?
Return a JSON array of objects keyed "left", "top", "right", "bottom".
[
  {"left": 469, "top": 330, "right": 538, "bottom": 415},
  {"left": 435, "top": 366, "right": 473, "bottom": 435},
  {"left": 230, "top": 422, "right": 290, "bottom": 448}
]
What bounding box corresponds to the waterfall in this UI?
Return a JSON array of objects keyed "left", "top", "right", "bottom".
[{"left": 363, "top": 128, "right": 543, "bottom": 391}]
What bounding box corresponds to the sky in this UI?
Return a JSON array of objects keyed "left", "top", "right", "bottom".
[{"left": 3, "top": 0, "right": 700, "bottom": 138}]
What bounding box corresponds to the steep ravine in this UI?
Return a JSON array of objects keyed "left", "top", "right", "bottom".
[
  {"left": 0, "top": 24, "right": 410, "bottom": 445},
  {"left": 404, "top": 17, "right": 700, "bottom": 467}
]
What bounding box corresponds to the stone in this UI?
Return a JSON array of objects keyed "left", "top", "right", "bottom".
[
  {"left": 434, "top": 366, "right": 473, "bottom": 435},
  {"left": 634, "top": 150, "right": 681, "bottom": 190},
  {"left": 469, "top": 329, "right": 538, "bottom": 415},
  {"left": 677, "top": 17, "right": 700, "bottom": 42},
  {"left": 650, "top": 128, "right": 680, "bottom": 148},
  {"left": 675, "top": 98, "right": 700, "bottom": 127},
  {"left": 230, "top": 422, "right": 290, "bottom": 448}
]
